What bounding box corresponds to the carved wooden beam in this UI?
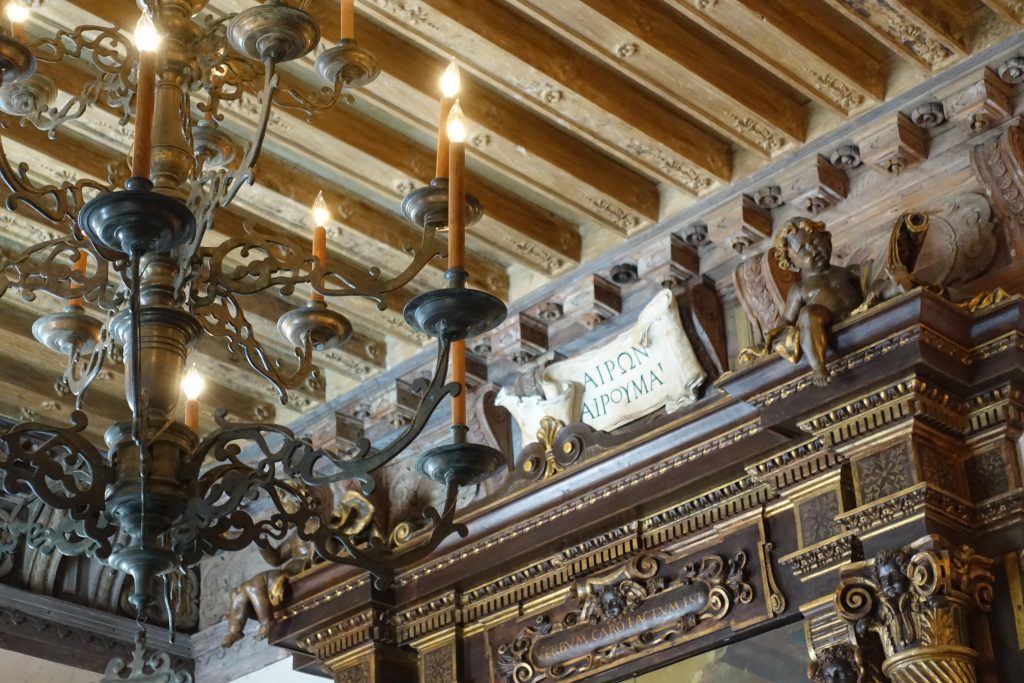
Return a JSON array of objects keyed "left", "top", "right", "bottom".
[
  {"left": 358, "top": 0, "right": 732, "bottom": 195},
  {"left": 707, "top": 194, "right": 773, "bottom": 257},
  {"left": 662, "top": 0, "right": 885, "bottom": 115},
  {"left": 295, "top": 2, "right": 661, "bottom": 236},
  {"left": 779, "top": 155, "right": 849, "bottom": 216},
  {"left": 820, "top": 0, "right": 969, "bottom": 71},
  {"left": 503, "top": 0, "right": 805, "bottom": 157},
  {"left": 46, "top": 0, "right": 568, "bottom": 279},
  {"left": 981, "top": 0, "right": 1024, "bottom": 24}
]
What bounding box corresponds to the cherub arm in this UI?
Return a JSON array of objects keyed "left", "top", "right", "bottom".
[{"left": 779, "top": 283, "right": 805, "bottom": 326}]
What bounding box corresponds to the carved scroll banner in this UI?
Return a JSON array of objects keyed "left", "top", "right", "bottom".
[
  {"left": 490, "top": 522, "right": 784, "bottom": 682},
  {"left": 497, "top": 289, "right": 706, "bottom": 435}
]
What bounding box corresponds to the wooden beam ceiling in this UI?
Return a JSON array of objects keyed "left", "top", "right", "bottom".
[{"left": 0, "top": 0, "right": 1020, "bottom": 434}]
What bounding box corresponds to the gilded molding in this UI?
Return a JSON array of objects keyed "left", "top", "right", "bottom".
[
  {"left": 780, "top": 534, "right": 863, "bottom": 582},
  {"left": 837, "top": 484, "right": 973, "bottom": 536}
]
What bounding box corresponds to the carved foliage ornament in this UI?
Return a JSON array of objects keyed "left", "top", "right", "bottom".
[
  {"left": 835, "top": 536, "right": 994, "bottom": 683},
  {"left": 495, "top": 552, "right": 753, "bottom": 681}
]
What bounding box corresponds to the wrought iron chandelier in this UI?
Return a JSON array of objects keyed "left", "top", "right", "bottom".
[{"left": 0, "top": 0, "right": 506, "bottom": 651}]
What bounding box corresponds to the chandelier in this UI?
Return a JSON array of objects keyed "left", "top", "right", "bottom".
[{"left": 0, "top": 0, "right": 506, "bottom": 650}]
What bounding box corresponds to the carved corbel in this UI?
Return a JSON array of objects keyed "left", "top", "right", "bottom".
[
  {"left": 488, "top": 312, "right": 549, "bottom": 367},
  {"left": 707, "top": 194, "right": 772, "bottom": 255},
  {"left": 325, "top": 412, "right": 365, "bottom": 452},
  {"left": 835, "top": 536, "right": 995, "bottom": 683},
  {"left": 859, "top": 113, "right": 929, "bottom": 177},
  {"left": 971, "top": 119, "right": 1024, "bottom": 256},
  {"left": 943, "top": 67, "right": 1013, "bottom": 135},
  {"left": 532, "top": 275, "right": 622, "bottom": 350},
  {"left": 780, "top": 155, "right": 849, "bottom": 216},
  {"left": 642, "top": 233, "right": 700, "bottom": 291}
]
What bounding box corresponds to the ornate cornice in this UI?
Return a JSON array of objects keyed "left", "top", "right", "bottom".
[{"left": 780, "top": 534, "right": 863, "bottom": 582}]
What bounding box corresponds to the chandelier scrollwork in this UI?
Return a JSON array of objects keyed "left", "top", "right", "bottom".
[{"left": 0, "top": 0, "right": 507, "bottom": 661}]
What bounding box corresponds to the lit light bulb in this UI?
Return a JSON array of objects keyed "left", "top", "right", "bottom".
[
  {"left": 134, "top": 13, "right": 161, "bottom": 53},
  {"left": 440, "top": 60, "right": 460, "bottom": 98},
  {"left": 5, "top": 1, "right": 30, "bottom": 24},
  {"left": 182, "top": 364, "right": 205, "bottom": 401},
  {"left": 446, "top": 101, "right": 466, "bottom": 143},
  {"left": 312, "top": 191, "right": 330, "bottom": 226}
]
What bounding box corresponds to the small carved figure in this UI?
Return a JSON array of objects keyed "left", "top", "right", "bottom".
[
  {"left": 221, "top": 487, "right": 375, "bottom": 648},
  {"left": 808, "top": 643, "right": 884, "bottom": 683},
  {"left": 739, "top": 215, "right": 932, "bottom": 384}
]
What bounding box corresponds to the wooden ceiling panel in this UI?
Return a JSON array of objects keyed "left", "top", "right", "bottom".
[
  {"left": 662, "top": 0, "right": 887, "bottom": 115},
  {"left": 359, "top": 0, "right": 733, "bottom": 194},
  {"left": 505, "top": 0, "right": 807, "bottom": 156}
]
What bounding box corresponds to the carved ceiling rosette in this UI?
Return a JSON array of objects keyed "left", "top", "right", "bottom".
[
  {"left": 495, "top": 552, "right": 753, "bottom": 682},
  {"left": 834, "top": 535, "right": 994, "bottom": 683}
]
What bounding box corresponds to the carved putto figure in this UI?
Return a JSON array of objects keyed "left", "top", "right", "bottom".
[
  {"left": 221, "top": 486, "right": 375, "bottom": 648},
  {"left": 808, "top": 643, "right": 883, "bottom": 683},
  {"left": 739, "top": 214, "right": 930, "bottom": 384}
]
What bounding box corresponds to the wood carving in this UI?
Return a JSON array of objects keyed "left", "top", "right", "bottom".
[
  {"left": 495, "top": 552, "right": 753, "bottom": 682},
  {"left": 737, "top": 214, "right": 932, "bottom": 383},
  {"left": 971, "top": 119, "right": 1024, "bottom": 257},
  {"left": 858, "top": 113, "right": 928, "bottom": 176},
  {"left": 835, "top": 536, "right": 995, "bottom": 683},
  {"left": 221, "top": 486, "right": 375, "bottom": 648},
  {"left": 780, "top": 155, "right": 849, "bottom": 215},
  {"left": 733, "top": 248, "right": 799, "bottom": 342}
]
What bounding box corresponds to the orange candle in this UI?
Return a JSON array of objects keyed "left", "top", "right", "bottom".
[
  {"left": 182, "top": 365, "right": 204, "bottom": 433},
  {"left": 311, "top": 191, "right": 330, "bottom": 303},
  {"left": 132, "top": 15, "right": 159, "bottom": 179},
  {"left": 436, "top": 61, "right": 460, "bottom": 178},
  {"left": 340, "top": 0, "right": 355, "bottom": 40},
  {"left": 447, "top": 102, "right": 467, "bottom": 425},
  {"left": 436, "top": 97, "right": 454, "bottom": 178},
  {"left": 185, "top": 400, "right": 199, "bottom": 432},
  {"left": 70, "top": 250, "right": 87, "bottom": 307}
]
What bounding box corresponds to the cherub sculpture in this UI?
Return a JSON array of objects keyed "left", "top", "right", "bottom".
[
  {"left": 221, "top": 486, "right": 376, "bottom": 648},
  {"left": 808, "top": 643, "right": 884, "bottom": 683},
  {"left": 739, "top": 214, "right": 931, "bottom": 384}
]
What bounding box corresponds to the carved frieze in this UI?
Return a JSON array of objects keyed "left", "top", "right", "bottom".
[{"left": 494, "top": 552, "right": 754, "bottom": 682}]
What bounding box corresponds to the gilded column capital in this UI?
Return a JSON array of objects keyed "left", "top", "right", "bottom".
[{"left": 835, "top": 535, "right": 994, "bottom": 683}]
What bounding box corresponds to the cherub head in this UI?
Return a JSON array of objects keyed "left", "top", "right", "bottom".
[
  {"left": 809, "top": 645, "right": 860, "bottom": 683},
  {"left": 774, "top": 218, "right": 832, "bottom": 274},
  {"left": 873, "top": 548, "right": 911, "bottom": 601},
  {"left": 599, "top": 587, "right": 625, "bottom": 620}
]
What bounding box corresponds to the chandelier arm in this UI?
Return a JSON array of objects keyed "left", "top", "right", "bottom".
[
  {"left": 309, "top": 481, "right": 466, "bottom": 589},
  {"left": 210, "top": 62, "right": 281, "bottom": 212},
  {"left": 0, "top": 237, "right": 115, "bottom": 308},
  {"left": 272, "top": 80, "right": 353, "bottom": 123},
  {"left": 0, "top": 125, "right": 129, "bottom": 226},
  {"left": 23, "top": 25, "right": 137, "bottom": 133},
  {"left": 293, "top": 335, "right": 458, "bottom": 491},
  {"left": 190, "top": 288, "right": 316, "bottom": 403},
  {"left": 0, "top": 412, "right": 117, "bottom": 558}
]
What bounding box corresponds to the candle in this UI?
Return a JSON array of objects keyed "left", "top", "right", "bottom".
[
  {"left": 69, "top": 250, "right": 87, "bottom": 307},
  {"left": 5, "top": 1, "right": 29, "bottom": 43},
  {"left": 340, "top": 0, "right": 355, "bottom": 40},
  {"left": 436, "top": 60, "right": 460, "bottom": 178},
  {"left": 311, "top": 191, "right": 330, "bottom": 303},
  {"left": 182, "top": 364, "right": 205, "bottom": 432},
  {"left": 447, "top": 101, "right": 467, "bottom": 425},
  {"left": 132, "top": 13, "right": 160, "bottom": 179}
]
